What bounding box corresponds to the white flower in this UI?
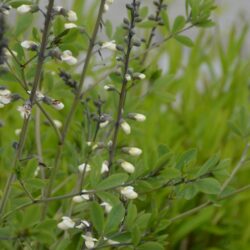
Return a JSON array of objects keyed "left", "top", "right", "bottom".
[
  {"left": 78, "top": 163, "right": 91, "bottom": 173},
  {"left": 120, "top": 160, "right": 135, "bottom": 174},
  {"left": 101, "top": 40, "right": 116, "bottom": 51},
  {"left": 67, "top": 10, "right": 78, "bottom": 22},
  {"left": 64, "top": 23, "right": 77, "bottom": 29},
  {"left": 82, "top": 234, "right": 98, "bottom": 249},
  {"left": 51, "top": 100, "right": 64, "bottom": 110},
  {"left": 101, "top": 161, "right": 109, "bottom": 174},
  {"left": 72, "top": 190, "right": 90, "bottom": 203},
  {"left": 21, "top": 40, "right": 38, "bottom": 50},
  {"left": 122, "top": 147, "right": 142, "bottom": 156},
  {"left": 128, "top": 113, "right": 146, "bottom": 122},
  {"left": 104, "top": 3, "right": 109, "bottom": 12},
  {"left": 100, "top": 120, "right": 109, "bottom": 128},
  {"left": 120, "top": 186, "right": 138, "bottom": 199},
  {"left": 101, "top": 202, "right": 112, "bottom": 213},
  {"left": 125, "top": 74, "right": 132, "bottom": 81},
  {"left": 75, "top": 220, "right": 90, "bottom": 229},
  {"left": 17, "top": 4, "right": 31, "bottom": 14},
  {"left": 121, "top": 121, "right": 131, "bottom": 135},
  {"left": 61, "top": 50, "right": 78, "bottom": 65},
  {"left": 53, "top": 120, "right": 62, "bottom": 129},
  {"left": 138, "top": 73, "right": 146, "bottom": 80},
  {"left": 17, "top": 105, "right": 31, "bottom": 119},
  {"left": 57, "top": 216, "right": 75, "bottom": 230},
  {"left": 15, "top": 129, "right": 22, "bottom": 136},
  {"left": 0, "top": 91, "right": 12, "bottom": 105},
  {"left": 104, "top": 85, "right": 115, "bottom": 91}
]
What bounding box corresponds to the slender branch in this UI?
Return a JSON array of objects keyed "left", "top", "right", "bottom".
[
  {"left": 219, "top": 142, "right": 250, "bottom": 195},
  {"left": 41, "top": 0, "right": 106, "bottom": 217},
  {"left": 108, "top": 0, "right": 138, "bottom": 168}
]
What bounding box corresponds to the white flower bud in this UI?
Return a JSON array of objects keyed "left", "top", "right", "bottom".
[
  {"left": 64, "top": 23, "right": 77, "bottom": 29},
  {"left": 128, "top": 113, "right": 146, "bottom": 122},
  {"left": 53, "top": 120, "right": 62, "bottom": 129},
  {"left": 82, "top": 234, "right": 98, "bottom": 249},
  {"left": 78, "top": 163, "right": 91, "bottom": 173},
  {"left": 17, "top": 4, "right": 32, "bottom": 14},
  {"left": 101, "top": 40, "right": 116, "bottom": 51},
  {"left": 121, "top": 120, "right": 131, "bottom": 135},
  {"left": 61, "top": 50, "right": 78, "bottom": 65},
  {"left": 104, "top": 3, "right": 109, "bottom": 12},
  {"left": 67, "top": 10, "right": 78, "bottom": 22},
  {"left": 120, "top": 186, "right": 138, "bottom": 199},
  {"left": 21, "top": 40, "right": 38, "bottom": 50},
  {"left": 72, "top": 190, "right": 90, "bottom": 203},
  {"left": 17, "top": 105, "right": 31, "bottom": 119},
  {"left": 119, "top": 160, "right": 135, "bottom": 173},
  {"left": 122, "top": 147, "right": 142, "bottom": 156},
  {"left": 125, "top": 74, "right": 132, "bottom": 81},
  {"left": 15, "top": 129, "right": 22, "bottom": 136},
  {"left": 57, "top": 216, "right": 75, "bottom": 230},
  {"left": 27, "top": 90, "right": 44, "bottom": 101},
  {"left": 101, "top": 202, "right": 112, "bottom": 213},
  {"left": 51, "top": 100, "right": 64, "bottom": 110},
  {"left": 101, "top": 161, "right": 109, "bottom": 174},
  {"left": 100, "top": 120, "right": 109, "bottom": 128},
  {"left": 75, "top": 220, "right": 90, "bottom": 229},
  {"left": 138, "top": 73, "right": 146, "bottom": 80}
]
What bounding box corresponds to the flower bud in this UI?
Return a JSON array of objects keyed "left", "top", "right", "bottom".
[
  {"left": 100, "top": 202, "right": 112, "bottom": 213},
  {"left": 120, "top": 120, "right": 131, "bottom": 135},
  {"left": 21, "top": 40, "right": 38, "bottom": 51},
  {"left": 61, "top": 50, "right": 78, "bottom": 65},
  {"left": 78, "top": 163, "right": 91, "bottom": 173},
  {"left": 119, "top": 160, "right": 135, "bottom": 173},
  {"left": 67, "top": 10, "right": 78, "bottom": 22},
  {"left": 51, "top": 100, "right": 64, "bottom": 110},
  {"left": 101, "top": 161, "right": 109, "bottom": 174},
  {"left": 128, "top": 113, "right": 146, "bottom": 122},
  {"left": 82, "top": 234, "right": 98, "bottom": 249},
  {"left": 120, "top": 186, "right": 138, "bottom": 199},
  {"left": 133, "top": 72, "right": 146, "bottom": 80},
  {"left": 17, "top": 4, "right": 32, "bottom": 14},
  {"left": 75, "top": 220, "right": 90, "bottom": 229},
  {"left": 72, "top": 190, "right": 90, "bottom": 203},
  {"left": 122, "top": 147, "right": 142, "bottom": 156},
  {"left": 101, "top": 40, "right": 117, "bottom": 51},
  {"left": 57, "top": 216, "right": 75, "bottom": 230}
]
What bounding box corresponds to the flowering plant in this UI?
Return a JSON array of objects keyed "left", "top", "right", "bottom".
[{"left": 0, "top": 0, "right": 250, "bottom": 249}]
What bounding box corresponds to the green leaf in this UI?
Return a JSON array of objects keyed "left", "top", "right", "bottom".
[
  {"left": 104, "top": 203, "right": 125, "bottom": 234},
  {"left": 137, "top": 242, "right": 164, "bottom": 250},
  {"left": 197, "top": 155, "right": 220, "bottom": 176},
  {"left": 196, "top": 178, "right": 221, "bottom": 194},
  {"left": 175, "top": 35, "right": 194, "bottom": 47},
  {"left": 125, "top": 202, "right": 137, "bottom": 229},
  {"left": 176, "top": 148, "right": 197, "bottom": 170},
  {"left": 96, "top": 173, "right": 128, "bottom": 190},
  {"left": 172, "top": 16, "right": 186, "bottom": 33},
  {"left": 90, "top": 201, "right": 104, "bottom": 235}
]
